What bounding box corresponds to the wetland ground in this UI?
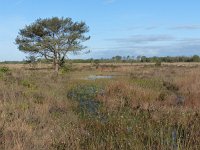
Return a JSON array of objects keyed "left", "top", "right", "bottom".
[{"left": 0, "top": 62, "right": 199, "bottom": 149}]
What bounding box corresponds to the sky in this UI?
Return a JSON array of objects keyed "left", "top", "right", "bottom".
[{"left": 1, "top": 0, "right": 200, "bottom": 60}]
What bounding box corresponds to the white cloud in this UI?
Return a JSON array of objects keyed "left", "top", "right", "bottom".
[
  {"left": 107, "top": 35, "right": 175, "bottom": 44},
  {"left": 169, "top": 25, "right": 200, "bottom": 30}
]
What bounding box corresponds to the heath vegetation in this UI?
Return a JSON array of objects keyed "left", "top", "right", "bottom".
[{"left": 0, "top": 62, "right": 199, "bottom": 149}]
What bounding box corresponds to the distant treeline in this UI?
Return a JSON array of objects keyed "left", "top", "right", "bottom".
[
  {"left": 71, "top": 55, "right": 200, "bottom": 63},
  {"left": 0, "top": 61, "right": 25, "bottom": 64},
  {"left": 1, "top": 55, "right": 200, "bottom": 64}
]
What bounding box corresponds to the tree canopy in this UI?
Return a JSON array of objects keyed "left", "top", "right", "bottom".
[{"left": 15, "top": 17, "right": 90, "bottom": 71}]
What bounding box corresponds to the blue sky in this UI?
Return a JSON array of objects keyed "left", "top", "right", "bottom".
[{"left": 1, "top": 0, "right": 200, "bottom": 60}]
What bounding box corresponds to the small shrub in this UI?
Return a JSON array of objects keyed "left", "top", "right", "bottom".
[
  {"left": 59, "top": 63, "right": 73, "bottom": 74},
  {"left": 0, "top": 67, "right": 10, "bottom": 80},
  {"left": 0, "top": 66, "right": 10, "bottom": 73}
]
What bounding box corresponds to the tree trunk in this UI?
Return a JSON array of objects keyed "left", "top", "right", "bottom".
[
  {"left": 53, "top": 59, "right": 56, "bottom": 69},
  {"left": 55, "top": 62, "right": 59, "bottom": 72},
  {"left": 55, "top": 59, "right": 60, "bottom": 72},
  {"left": 53, "top": 58, "right": 59, "bottom": 73}
]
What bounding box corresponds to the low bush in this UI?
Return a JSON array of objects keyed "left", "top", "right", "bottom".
[{"left": 0, "top": 66, "right": 10, "bottom": 73}]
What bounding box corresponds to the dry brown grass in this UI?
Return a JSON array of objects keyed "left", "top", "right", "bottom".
[
  {"left": 0, "top": 63, "right": 199, "bottom": 149},
  {"left": 97, "top": 80, "right": 159, "bottom": 111},
  {"left": 0, "top": 68, "right": 81, "bottom": 149}
]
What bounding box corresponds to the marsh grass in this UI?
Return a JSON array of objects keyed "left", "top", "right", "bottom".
[{"left": 0, "top": 63, "right": 200, "bottom": 149}]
